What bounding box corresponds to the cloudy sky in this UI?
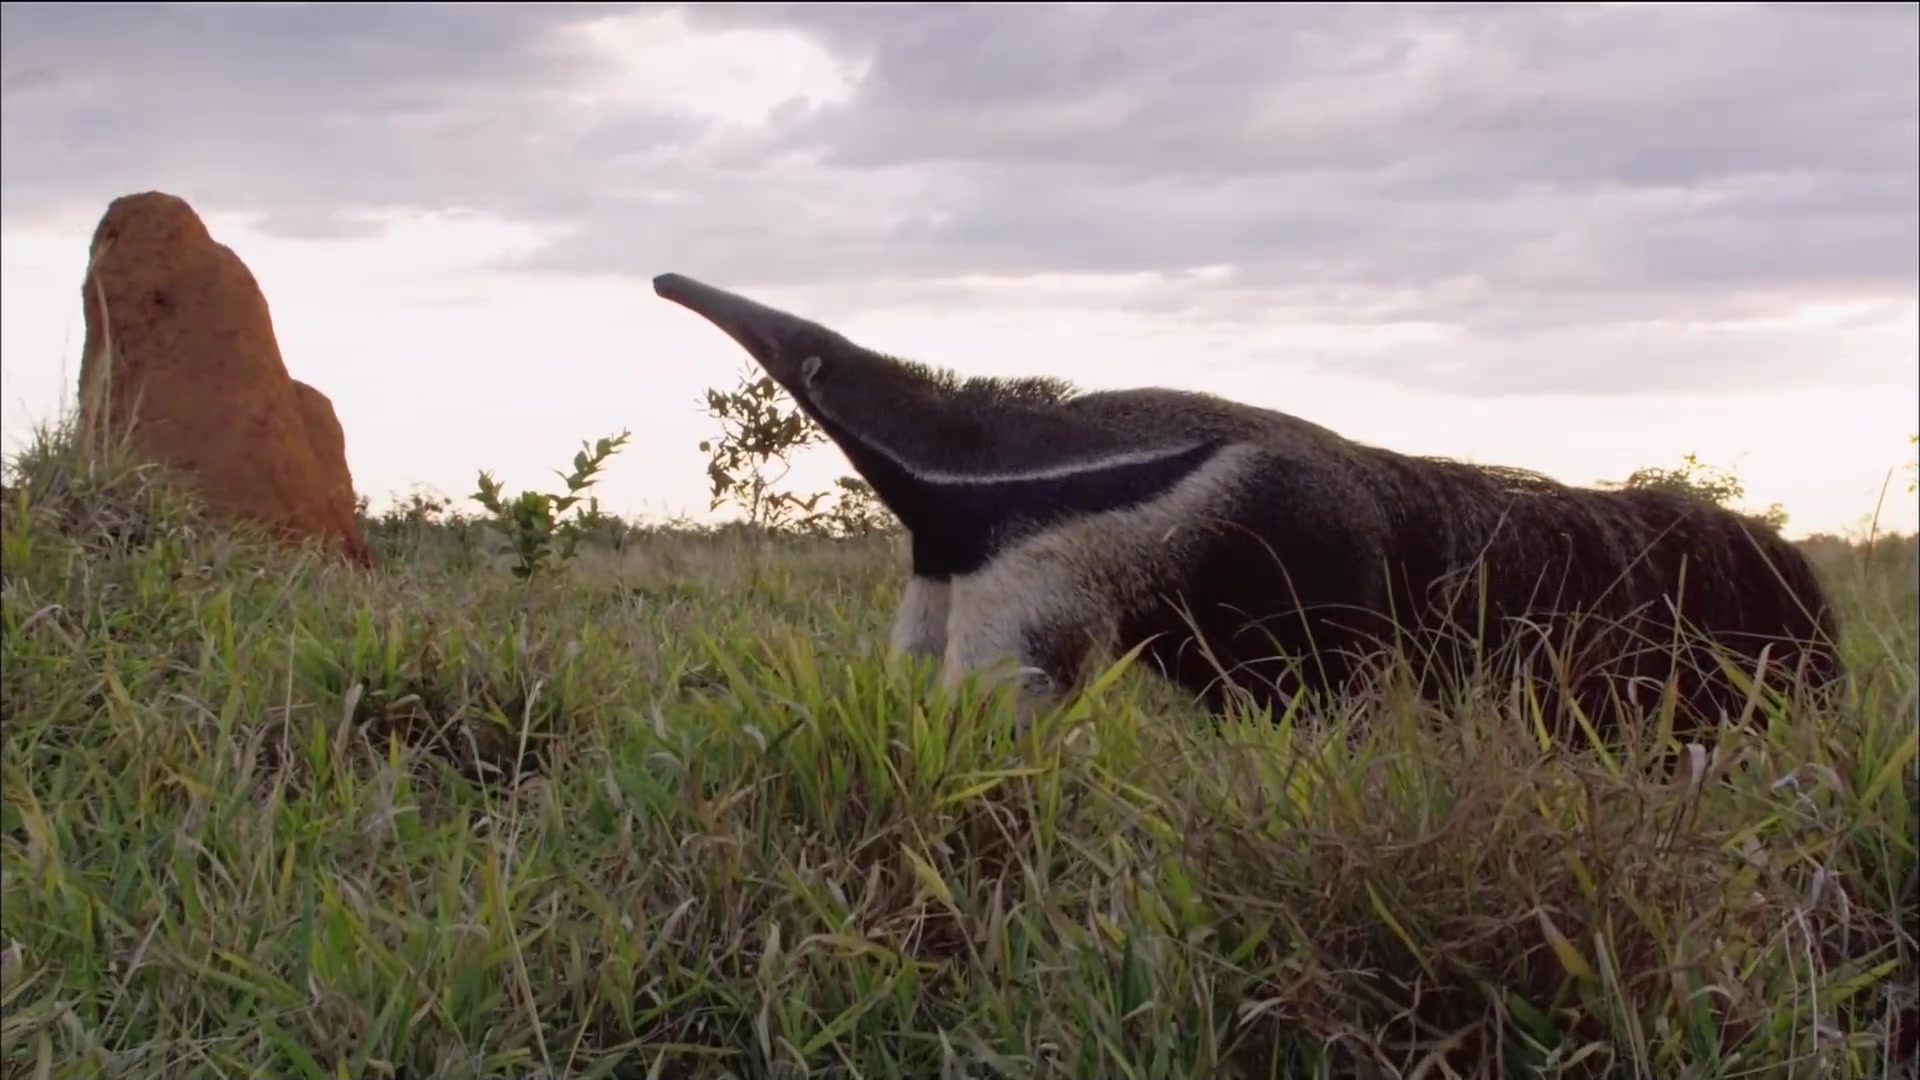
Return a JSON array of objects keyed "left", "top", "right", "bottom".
[{"left": 3, "top": 2, "right": 1916, "bottom": 537}]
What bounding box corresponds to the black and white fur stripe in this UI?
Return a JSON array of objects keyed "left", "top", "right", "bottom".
[{"left": 799, "top": 354, "right": 1240, "bottom": 691}]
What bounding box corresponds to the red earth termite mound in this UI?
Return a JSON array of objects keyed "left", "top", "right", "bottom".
[{"left": 77, "top": 191, "right": 375, "bottom": 567}]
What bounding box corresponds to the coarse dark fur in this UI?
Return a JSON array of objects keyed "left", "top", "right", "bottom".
[{"left": 653, "top": 273, "right": 1845, "bottom": 744}]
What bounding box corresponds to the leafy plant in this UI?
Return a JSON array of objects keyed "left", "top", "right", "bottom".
[
  {"left": 698, "top": 363, "right": 898, "bottom": 538},
  {"left": 472, "top": 429, "right": 632, "bottom": 579},
  {"left": 1608, "top": 451, "right": 1790, "bottom": 531},
  {"left": 815, "top": 475, "right": 892, "bottom": 538},
  {"left": 699, "top": 365, "right": 826, "bottom": 532}
]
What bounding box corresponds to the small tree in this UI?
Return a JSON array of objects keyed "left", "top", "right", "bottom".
[
  {"left": 698, "top": 363, "right": 897, "bottom": 538},
  {"left": 699, "top": 364, "right": 829, "bottom": 532},
  {"left": 1607, "top": 452, "right": 1789, "bottom": 531}
]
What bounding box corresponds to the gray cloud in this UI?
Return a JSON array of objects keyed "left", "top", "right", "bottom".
[
  {"left": 0, "top": 2, "right": 683, "bottom": 231},
  {"left": 651, "top": 3, "right": 1919, "bottom": 297},
  {"left": 2, "top": 1, "right": 1914, "bottom": 396}
]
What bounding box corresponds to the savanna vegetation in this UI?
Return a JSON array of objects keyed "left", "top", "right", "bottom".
[{"left": 2, "top": 370, "right": 1915, "bottom": 1079}]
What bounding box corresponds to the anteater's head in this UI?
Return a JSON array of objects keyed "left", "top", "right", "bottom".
[
  {"left": 653, "top": 273, "right": 1090, "bottom": 513},
  {"left": 652, "top": 273, "right": 893, "bottom": 409}
]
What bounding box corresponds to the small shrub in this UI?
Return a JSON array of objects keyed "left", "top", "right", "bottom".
[
  {"left": 699, "top": 363, "right": 899, "bottom": 539},
  {"left": 1607, "top": 452, "right": 1791, "bottom": 531},
  {"left": 472, "top": 429, "right": 631, "bottom": 579}
]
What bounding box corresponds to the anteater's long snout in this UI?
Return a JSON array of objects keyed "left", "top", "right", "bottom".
[
  {"left": 652, "top": 273, "right": 824, "bottom": 378},
  {"left": 652, "top": 273, "right": 779, "bottom": 328}
]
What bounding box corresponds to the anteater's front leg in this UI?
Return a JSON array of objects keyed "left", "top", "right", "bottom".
[
  {"left": 889, "top": 576, "right": 951, "bottom": 664},
  {"left": 941, "top": 549, "right": 1114, "bottom": 703}
]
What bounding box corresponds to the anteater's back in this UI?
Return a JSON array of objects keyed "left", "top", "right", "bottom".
[{"left": 1073, "top": 385, "right": 1844, "bottom": 736}]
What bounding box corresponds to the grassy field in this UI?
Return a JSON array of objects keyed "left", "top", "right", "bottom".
[{"left": 2, "top": 425, "right": 1916, "bottom": 1080}]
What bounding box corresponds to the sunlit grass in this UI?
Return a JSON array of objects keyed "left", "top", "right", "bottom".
[{"left": 2, "top": 418, "right": 1914, "bottom": 1079}]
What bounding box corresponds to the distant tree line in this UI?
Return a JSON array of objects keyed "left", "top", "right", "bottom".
[{"left": 352, "top": 377, "right": 1920, "bottom": 579}]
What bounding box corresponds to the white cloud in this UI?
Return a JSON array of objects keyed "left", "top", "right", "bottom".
[{"left": 568, "top": 6, "right": 864, "bottom": 129}]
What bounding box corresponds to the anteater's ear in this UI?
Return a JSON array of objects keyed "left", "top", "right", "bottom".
[{"left": 801, "top": 355, "right": 824, "bottom": 389}]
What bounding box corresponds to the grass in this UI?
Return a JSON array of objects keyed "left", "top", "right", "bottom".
[{"left": 2, "top": 419, "right": 1916, "bottom": 1080}]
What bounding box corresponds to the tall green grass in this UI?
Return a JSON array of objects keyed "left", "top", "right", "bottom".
[{"left": 2, "top": 421, "right": 1914, "bottom": 1079}]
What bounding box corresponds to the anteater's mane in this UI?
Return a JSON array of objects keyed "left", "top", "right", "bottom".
[
  {"left": 893, "top": 357, "right": 1081, "bottom": 409},
  {"left": 1418, "top": 454, "right": 1792, "bottom": 534},
  {"left": 1416, "top": 456, "right": 1571, "bottom": 496}
]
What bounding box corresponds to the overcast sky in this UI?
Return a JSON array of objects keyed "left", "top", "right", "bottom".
[{"left": 3, "top": 2, "right": 1916, "bottom": 537}]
